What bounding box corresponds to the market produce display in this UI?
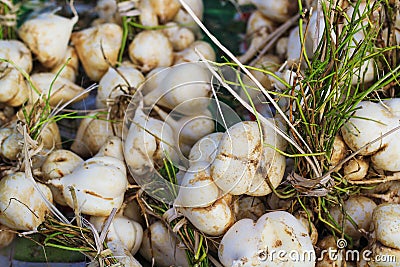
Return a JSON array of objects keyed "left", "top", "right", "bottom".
[{"left": 0, "top": 0, "right": 399, "bottom": 266}]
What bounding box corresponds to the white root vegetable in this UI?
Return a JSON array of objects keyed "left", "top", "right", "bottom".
[
  {"left": 0, "top": 68, "right": 29, "bottom": 107},
  {"left": 211, "top": 119, "right": 286, "bottom": 196},
  {"left": 96, "top": 0, "right": 118, "bottom": 21},
  {"left": 305, "top": 11, "right": 327, "bottom": 58},
  {"left": 71, "top": 112, "right": 116, "bottom": 158},
  {"left": 330, "top": 134, "right": 348, "bottom": 169},
  {"left": 50, "top": 46, "right": 80, "bottom": 82},
  {"left": 123, "top": 199, "right": 145, "bottom": 226},
  {"left": 174, "top": 40, "right": 216, "bottom": 64},
  {"left": 173, "top": 0, "right": 203, "bottom": 35},
  {"left": 124, "top": 101, "right": 177, "bottom": 177},
  {"left": 0, "top": 40, "right": 32, "bottom": 106},
  {"left": 29, "top": 73, "right": 88, "bottom": 105},
  {"left": 248, "top": 120, "right": 287, "bottom": 196},
  {"left": 368, "top": 203, "right": 400, "bottom": 266},
  {"left": 174, "top": 161, "right": 220, "bottom": 208},
  {"left": 341, "top": 99, "right": 400, "bottom": 171},
  {"left": 49, "top": 155, "right": 128, "bottom": 216},
  {"left": 139, "top": 0, "right": 158, "bottom": 27},
  {"left": 95, "top": 136, "right": 124, "bottom": 161},
  {"left": 211, "top": 121, "right": 262, "bottom": 195},
  {"left": 240, "top": 0, "right": 298, "bottom": 23},
  {"left": 0, "top": 40, "right": 32, "bottom": 73},
  {"left": 239, "top": 11, "right": 275, "bottom": 63},
  {"left": 149, "top": 0, "right": 181, "bottom": 23},
  {"left": 0, "top": 127, "right": 21, "bottom": 161},
  {"left": 90, "top": 214, "right": 143, "bottom": 255},
  {"left": 154, "top": 106, "right": 214, "bottom": 154},
  {"left": 343, "top": 157, "right": 369, "bottom": 181},
  {"left": 286, "top": 26, "right": 303, "bottom": 66},
  {"left": 175, "top": 169, "right": 186, "bottom": 185},
  {"left": 104, "top": 241, "right": 143, "bottom": 267},
  {"left": 246, "top": 10, "right": 275, "bottom": 36},
  {"left": 218, "top": 211, "right": 315, "bottom": 267},
  {"left": 357, "top": 247, "right": 370, "bottom": 267},
  {"left": 267, "top": 193, "right": 292, "bottom": 210},
  {"left": 162, "top": 22, "right": 195, "bottom": 51},
  {"left": 41, "top": 149, "right": 83, "bottom": 206},
  {"left": 177, "top": 194, "right": 235, "bottom": 236},
  {"left": 0, "top": 223, "right": 15, "bottom": 249},
  {"left": 141, "top": 67, "right": 169, "bottom": 96},
  {"left": 0, "top": 172, "right": 52, "bottom": 230},
  {"left": 372, "top": 203, "right": 400, "bottom": 250},
  {"left": 109, "top": 247, "right": 142, "bottom": 267},
  {"left": 143, "top": 62, "right": 211, "bottom": 115},
  {"left": 248, "top": 54, "right": 281, "bottom": 90},
  {"left": 39, "top": 122, "right": 62, "bottom": 151},
  {"left": 330, "top": 196, "right": 377, "bottom": 240},
  {"left": 189, "top": 132, "right": 223, "bottom": 165},
  {"left": 128, "top": 30, "right": 173, "bottom": 73},
  {"left": 71, "top": 23, "right": 122, "bottom": 81},
  {"left": 140, "top": 221, "right": 189, "bottom": 267},
  {"left": 286, "top": 11, "right": 331, "bottom": 66},
  {"left": 41, "top": 146, "right": 79, "bottom": 175},
  {"left": 18, "top": 13, "right": 78, "bottom": 68},
  {"left": 275, "top": 37, "right": 289, "bottom": 59},
  {"left": 0, "top": 104, "right": 15, "bottom": 126},
  {"left": 96, "top": 66, "right": 145, "bottom": 108}
]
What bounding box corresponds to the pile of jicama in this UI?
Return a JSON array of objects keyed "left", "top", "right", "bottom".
[{"left": 0, "top": 0, "right": 399, "bottom": 266}]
